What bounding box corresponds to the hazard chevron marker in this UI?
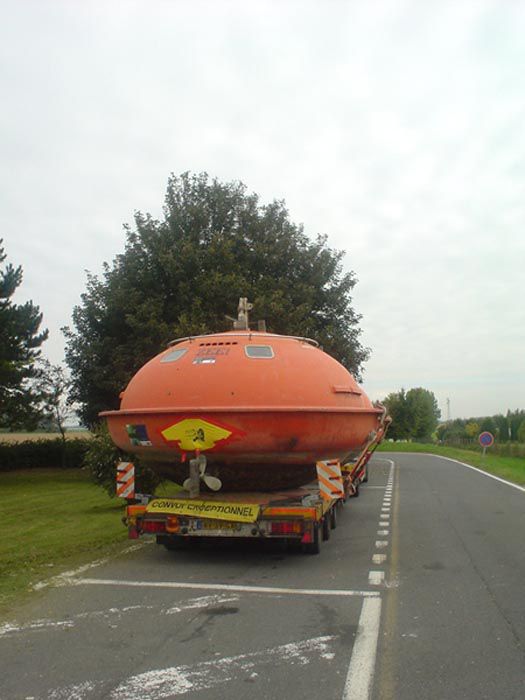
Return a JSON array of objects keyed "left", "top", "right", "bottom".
[
  {"left": 116, "top": 461, "right": 135, "bottom": 499},
  {"left": 316, "top": 460, "right": 344, "bottom": 501}
]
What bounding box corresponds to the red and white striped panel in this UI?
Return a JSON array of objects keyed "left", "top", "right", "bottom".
[
  {"left": 116, "top": 461, "right": 135, "bottom": 499},
  {"left": 316, "top": 459, "right": 344, "bottom": 501}
]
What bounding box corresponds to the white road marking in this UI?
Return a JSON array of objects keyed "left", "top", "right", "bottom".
[
  {"left": 0, "top": 595, "right": 241, "bottom": 638},
  {"left": 368, "top": 571, "right": 385, "bottom": 586},
  {"left": 377, "top": 530, "right": 390, "bottom": 536},
  {"left": 165, "top": 594, "right": 240, "bottom": 614},
  {"left": 32, "top": 543, "right": 149, "bottom": 590},
  {"left": 372, "top": 554, "right": 387, "bottom": 565},
  {"left": 425, "top": 454, "right": 525, "bottom": 493},
  {"left": 375, "top": 540, "right": 388, "bottom": 549},
  {"left": 342, "top": 597, "right": 382, "bottom": 700},
  {"left": 47, "top": 680, "right": 97, "bottom": 699},
  {"left": 70, "top": 578, "right": 380, "bottom": 598},
  {"left": 48, "top": 636, "right": 338, "bottom": 699}
]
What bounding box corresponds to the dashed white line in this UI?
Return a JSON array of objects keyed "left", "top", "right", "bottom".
[
  {"left": 372, "top": 554, "right": 387, "bottom": 565},
  {"left": 375, "top": 540, "right": 389, "bottom": 549},
  {"left": 377, "top": 530, "right": 390, "bottom": 536},
  {"left": 368, "top": 571, "right": 385, "bottom": 586}
]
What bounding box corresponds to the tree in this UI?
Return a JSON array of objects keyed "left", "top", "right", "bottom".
[
  {"left": 517, "top": 420, "right": 525, "bottom": 444},
  {"left": 383, "top": 387, "right": 440, "bottom": 441},
  {"left": 465, "top": 422, "right": 480, "bottom": 438},
  {"left": 0, "top": 239, "right": 48, "bottom": 428},
  {"left": 34, "top": 359, "right": 73, "bottom": 455},
  {"left": 493, "top": 413, "right": 510, "bottom": 441},
  {"left": 64, "top": 172, "right": 370, "bottom": 425},
  {"left": 507, "top": 409, "right": 525, "bottom": 441},
  {"left": 383, "top": 389, "right": 411, "bottom": 440},
  {"left": 405, "top": 388, "right": 441, "bottom": 440}
]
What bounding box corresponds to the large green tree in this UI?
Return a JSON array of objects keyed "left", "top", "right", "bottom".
[
  {"left": 0, "top": 239, "right": 48, "bottom": 427},
  {"left": 384, "top": 387, "right": 440, "bottom": 441},
  {"left": 64, "top": 172, "right": 370, "bottom": 425}
]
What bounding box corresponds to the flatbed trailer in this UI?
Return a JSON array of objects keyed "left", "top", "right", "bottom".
[{"left": 120, "top": 414, "right": 390, "bottom": 555}]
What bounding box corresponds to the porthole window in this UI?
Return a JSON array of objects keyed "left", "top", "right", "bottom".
[
  {"left": 160, "top": 348, "right": 188, "bottom": 363},
  {"left": 245, "top": 345, "right": 274, "bottom": 359}
]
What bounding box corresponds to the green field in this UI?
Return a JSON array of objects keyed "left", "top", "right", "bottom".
[
  {"left": 377, "top": 442, "right": 525, "bottom": 485},
  {"left": 0, "top": 430, "right": 91, "bottom": 443},
  {"left": 0, "top": 469, "right": 187, "bottom": 616},
  {"left": 0, "top": 469, "right": 128, "bottom": 615}
]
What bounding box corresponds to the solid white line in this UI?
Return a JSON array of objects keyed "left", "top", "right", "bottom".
[
  {"left": 32, "top": 543, "right": 149, "bottom": 591},
  {"left": 427, "top": 455, "right": 525, "bottom": 493},
  {"left": 368, "top": 571, "right": 385, "bottom": 586},
  {"left": 71, "top": 578, "right": 380, "bottom": 598},
  {"left": 342, "top": 597, "right": 382, "bottom": 700}
]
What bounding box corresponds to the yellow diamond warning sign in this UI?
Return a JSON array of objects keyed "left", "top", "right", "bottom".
[{"left": 161, "top": 417, "right": 238, "bottom": 451}]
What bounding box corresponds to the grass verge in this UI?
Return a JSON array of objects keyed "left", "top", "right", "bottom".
[
  {"left": 0, "top": 469, "right": 128, "bottom": 616},
  {"left": 377, "top": 442, "right": 525, "bottom": 486},
  {"left": 0, "top": 431, "right": 92, "bottom": 443}
]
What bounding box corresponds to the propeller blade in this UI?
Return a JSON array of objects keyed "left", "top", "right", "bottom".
[{"left": 203, "top": 475, "right": 222, "bottom": 491}]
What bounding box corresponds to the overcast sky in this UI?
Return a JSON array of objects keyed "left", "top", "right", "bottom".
[{"left": 1, "top": 0, "right": 524, "bottom": 420}]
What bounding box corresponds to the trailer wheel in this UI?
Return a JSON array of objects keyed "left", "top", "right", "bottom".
[
  {"left": 303, "top": 524, "right": 321, "bottom": 554},
  {"left": 330, "top": 506, "right": 337, "bottom": 529},
  {"left": 322, "top": 515, "right": 330, "bottom": 541}
]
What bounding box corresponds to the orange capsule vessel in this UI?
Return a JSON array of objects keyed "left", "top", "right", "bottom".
[{"left": 101, "top": 331, "right": 384, "bottom": 490}]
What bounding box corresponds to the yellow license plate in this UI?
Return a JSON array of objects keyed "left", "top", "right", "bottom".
[{"left": 201, "top": 519, "right": 239, "bottom": 530}]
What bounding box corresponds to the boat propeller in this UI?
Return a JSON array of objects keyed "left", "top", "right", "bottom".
[{"left": 183, "top": 454, "right": 222, "bottom": 496}]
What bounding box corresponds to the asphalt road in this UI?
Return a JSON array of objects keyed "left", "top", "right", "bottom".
[{"left": 1, "top": 454, "right": 523, "bottom": 700}]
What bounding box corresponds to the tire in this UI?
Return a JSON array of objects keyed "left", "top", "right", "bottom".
[{"left": 322, "top": 515, "right": 330, "bottom": 541}]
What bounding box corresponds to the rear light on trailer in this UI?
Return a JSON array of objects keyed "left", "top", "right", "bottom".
[
  {"left": 141, "top": 520, "right": 166, "bottom": 534},
  {"left": 270, "top": 520, "right": 302, "bottom": 536},
  {"left": 166, "top": 515, "right": 179, "bottom": 533}
]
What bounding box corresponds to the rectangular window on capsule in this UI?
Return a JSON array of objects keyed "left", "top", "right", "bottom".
[{"left": 245, "top": 345, "right": 274, "bottom": 359}]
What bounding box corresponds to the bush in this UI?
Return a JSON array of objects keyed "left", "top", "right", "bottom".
[
  {"left": 0, "top": 438, "right": 91, "bottom": 471},
  {"left": 83, "top": 424, "right": 161, "bottom": 497}
]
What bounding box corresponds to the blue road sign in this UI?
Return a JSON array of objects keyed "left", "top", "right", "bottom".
[{"left": 479, "top": 431, "right": 494, "bottom": 448}]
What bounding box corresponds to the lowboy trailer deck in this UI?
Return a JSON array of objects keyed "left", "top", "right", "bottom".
[{"left": 120, "top": 416, "right": 390, "bottom": 555}]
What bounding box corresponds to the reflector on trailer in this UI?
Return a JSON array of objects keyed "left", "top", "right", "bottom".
[
  {"left": 270, "top": 520, "right": 303, "bottom": 536},
  {"left": 141, "top": 520, "right": 166, "bottom": 533},
  {"left": 116, "top": 461, "right": 135, "bottom": 499}
]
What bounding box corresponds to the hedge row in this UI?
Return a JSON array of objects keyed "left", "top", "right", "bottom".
[
  {"left": 0, "top": 439, "right": 92, "bottom": 471},
  {"left": 443, "top": 439, "right": 525, "bottom": 458}
]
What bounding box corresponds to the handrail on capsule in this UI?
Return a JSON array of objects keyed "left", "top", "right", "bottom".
[{"left": 167, "top": 332, "right": 319, "bottom": 348}]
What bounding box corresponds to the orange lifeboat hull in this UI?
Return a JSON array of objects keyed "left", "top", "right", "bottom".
[{"left": 101, "top": 332, "right": 383, "bottom": 490}]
